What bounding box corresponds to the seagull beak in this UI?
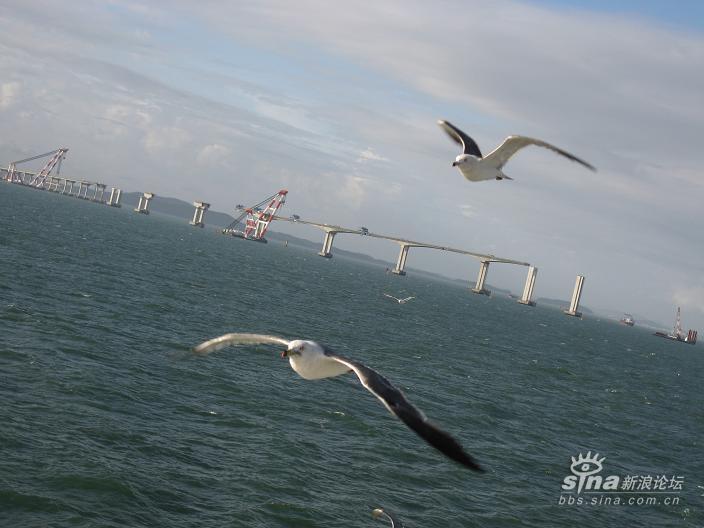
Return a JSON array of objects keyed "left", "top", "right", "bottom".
[
  {"left": 452, "top": 161, "right": 458, "bottom": 167},
  {"left": 281, "top": 349, "right": 289, "bottom": 358}
]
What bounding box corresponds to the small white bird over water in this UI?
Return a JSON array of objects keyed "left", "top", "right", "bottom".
[
  {"left": 372, "top": 507, "right": 405, "bottom": 527},
  {"left": 438, "top": 120, "right": 596, "bottom": 182},
  {"left": 383, "top": 293, "right": 415, "bottom": 304},
  {"left": 193, "top": 333, "right": 484, "bottom": 471}
]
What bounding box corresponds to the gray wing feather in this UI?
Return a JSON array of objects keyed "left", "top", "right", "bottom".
[
  {"left": 324, "top": 349, "right": 484, "bottom": 472},
  {"left": 483, "top": 135, "right": 596, "bottom": 171},
  {"left": 193, "top": 333, "right": 290, "bottom": 355}
]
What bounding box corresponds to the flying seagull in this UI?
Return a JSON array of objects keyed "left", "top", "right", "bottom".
[
  {"left": 193, "top": 333, "right": 484, "bottom": 472},
  {"left": 372, "top": 508, "right": 405, "bottom": 527},
  {"left": 383, "top": 293, "right": 416, "bottom": 304},
  {"left": 438, "top": 120, "right": 595, "bottom": 182}
]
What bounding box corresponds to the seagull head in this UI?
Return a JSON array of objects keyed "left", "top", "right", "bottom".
[
  {"left": 452, "top": 154, "right": 471, "bottom": 167},
  {"left": 281, "top": 339, "right": 320, "bottom": 358}
]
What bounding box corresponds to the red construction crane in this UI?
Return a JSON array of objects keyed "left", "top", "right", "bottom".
[
  {"left": 5, "top": 148, "right": 68, "bottom": 186},
  {"left": 222, "top": 190, "right": 288, "bottom": 242}
]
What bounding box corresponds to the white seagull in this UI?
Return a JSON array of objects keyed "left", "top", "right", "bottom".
[
  {"left": 193, "top": 333, "right": 484, "bottom": 472},
  {"left": 438, "top": 120, "right": 596, "bottom": 182},
  {"left": 372, "top": 508, "right": 405, "bottom": 527},
  {"left": 383, "top": 293, "right": 416, "bottom": 304}
]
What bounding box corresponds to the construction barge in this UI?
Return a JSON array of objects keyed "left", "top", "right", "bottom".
[
  {"left": 654, "top": 307, "right": 698, "bottom": 345},
  {"left": 221, "top": 190, "right": 287, "bottom": 243}
]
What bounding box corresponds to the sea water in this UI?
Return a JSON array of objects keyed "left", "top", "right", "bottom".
[{"left": 1, "top": 183, "right": 701, "bottom": 527}]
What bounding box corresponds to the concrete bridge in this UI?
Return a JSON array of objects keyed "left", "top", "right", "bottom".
[
  {"left": 2, "top": 168, "right": 123, "bottom": 207},
  {"left": 273, "top": 215, "right": 538, "bottom": 306}
]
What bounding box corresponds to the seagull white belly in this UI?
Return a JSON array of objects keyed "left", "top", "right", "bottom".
[
  {"left": 460, "top": 164, "right": 497, "bottom": 182},
  {"left": 289, "top": 355, "right": 350, "bottom": 380}
]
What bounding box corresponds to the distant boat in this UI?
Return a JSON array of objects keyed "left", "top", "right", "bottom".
[
  {"left": 654, "top": 307, "right": 698, "bottom": 345},
  {"left": 620, "top": 313, "right": 635, "bottom": 326}
]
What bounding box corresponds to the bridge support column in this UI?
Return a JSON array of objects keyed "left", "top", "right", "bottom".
[
  {"left": 78, "top": 181, "right": 90, "bottom": 199},
  {"left": 134, "top": 192, "right": 154, "bottom": 214},
  {"left": 392, "top": 244, "right": 410, "bottom": 275},
  {"left": 190, "top": 201, "right": 210, "bottom": 228},
  {"left": 318, "top": 230, "right": 336, "bottom": 258},
  {"left": 472, "top": 260, "right": 491, "bottom": 295},
  {"left": 91, "top": 183, "right": 106, "bottom": 201},
  {"left": 518, "top": 266, "right": 537, "bottom": 306},
  {"left": 564, "top": 275, "right": 585, "bottom": 318},
  {"left": 107, "top": 187, "right": 122, "bottom": 207}
]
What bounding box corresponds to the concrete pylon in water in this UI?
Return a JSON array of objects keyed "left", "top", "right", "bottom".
[{"left": 564, "top": 275, "right": 585, "bottom": 318}]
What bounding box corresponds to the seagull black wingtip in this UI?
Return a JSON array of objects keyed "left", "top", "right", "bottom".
[{"left": 457, "top": 453, "right": 486, "bottom": 473}]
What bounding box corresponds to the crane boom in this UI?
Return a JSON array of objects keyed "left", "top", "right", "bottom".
[
  {"left": 5, "top": 148, "right": 68, "bottom": 184},
  {"left": 222, "top": 190, "right": 288, "bottom": 242}
]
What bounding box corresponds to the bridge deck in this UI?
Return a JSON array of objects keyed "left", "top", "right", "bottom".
[{"left": 272, "top": 215, "right": 530, "bottom": 266}]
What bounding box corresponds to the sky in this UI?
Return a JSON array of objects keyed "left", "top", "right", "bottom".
[{"left": 0, "top": 0, "right": 702, "bottom": 329}]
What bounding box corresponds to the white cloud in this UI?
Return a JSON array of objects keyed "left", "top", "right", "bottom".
[
  {"left": 142, "top": 126, "right": 191, "bottom": 156},
  {"left": 673, "top": 286, "right": 704, "bottom": 316},
  {"left": 336, "top": 175, "right": 368, "bottom": 209},
  {"left": 460, "top": 204, "right": 477, "bottom": 219},
  {"left": 356, "top": 147, "right": 388, "bottom": 164},
  {"left": 0, "top": 81, "right": 21, "bottom": 109},
  {"left": 196, "top": 143, "right": 231, "bottom": 166}
]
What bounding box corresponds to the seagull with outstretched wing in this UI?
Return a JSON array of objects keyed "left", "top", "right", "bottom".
[
  {"left": 383, "top": 293, "right": 416, "bottom": 304},
  {"left": 438, "top": 119, "right": 595, "bottom": 182},
  {"left": 193, "top": 333, "right": 484, "bottom": 472},
  {"left": 372, "top": 507, "right": 405, "bottom": 527}
]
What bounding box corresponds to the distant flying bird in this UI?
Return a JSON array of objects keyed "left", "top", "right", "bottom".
[
  {"left": 383, "top": 293, "right": 416, "bottom": 304},
  {"left": 193, "top": 333, "right": 484, "bottom": 472},
  {"left": 372, "top": 508, "right": 405, "bottom": 527},
  {"left": 437, "top": 120, "right": 595, "bottom": 182}
]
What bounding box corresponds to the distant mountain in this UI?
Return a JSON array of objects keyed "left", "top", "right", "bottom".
[{"left": 121, "top": 192, "right": 236, "bottom": 228}]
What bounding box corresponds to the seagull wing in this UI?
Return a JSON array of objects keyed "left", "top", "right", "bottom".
[
  {"left": 483, "top": 135, "right": 596, "bottom": 171},
  {"left": 324, "top": 349, "right": 484, "bottom": 471},
  {"left": 437, "top": 120, "right": 482, "bottom": 157},
  {"left": 383, "top": 293, "right": 400, "bottom": 301},
  {"left": 193, "top": 333, "right": 291, "bottom": 355},
  {"left": 372, "top": 508, "right": 404, "bottom": 527},
  {"left": 401, "top": 297, "right": 415, "bottom": 303}
]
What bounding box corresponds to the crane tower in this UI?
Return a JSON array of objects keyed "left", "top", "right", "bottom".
[
  {"left": 222, "top": 190, "right": 288, "bottom": 243},
  {"left": 5, "top": 148, "right": 68, "bottom": 186}
]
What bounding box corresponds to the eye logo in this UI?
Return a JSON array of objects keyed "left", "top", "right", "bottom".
[
  {"left": 561, "top": 451, "right": 615, "bottom": 494},
  {"left": 571, "top": 451, "right": 605, "bottom": 478}
]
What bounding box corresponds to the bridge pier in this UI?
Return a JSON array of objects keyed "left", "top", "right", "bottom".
[
  {"left": 517, "top": 266, "right": 538, "bottom": 306},
  {"left": 190, "top": 201, "right": 210, "bottom": 227},
  {"left": 392, "top": 244, "right": 410, "bottom": 275},
  {"left": 134, "top": 192, "right": 154, "bottom": 215},
  {"left": 107, "top": 187, "right": 122, "bottom": 207},
  {"left": 47, "top": 176, "right": 60, "bottom": 192},
  {"left": 318, "top": 230, "right": 336, "bottom": 258},
  {"left": 471, "top": 260, "right": 491, "bottom": 296},
  {"left": 78, "top": 181, "right": 91, "bottom": 199},
  {"left": 92, "top": 183, "right": 106, "bottom": 202},
  {"left": 564, "top": 275, "right": 585, "bottom": 317}
]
